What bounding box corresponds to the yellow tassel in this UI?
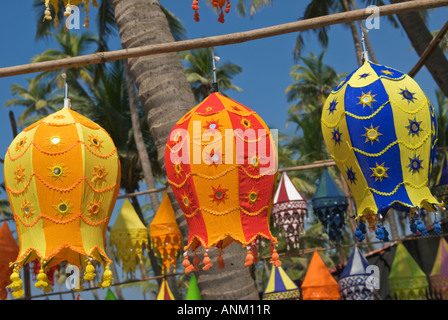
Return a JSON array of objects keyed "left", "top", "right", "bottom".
[
  {"left": 64, "top": 3, "right": 72, "bottom": 17},
  {"left": 100, "top": 265, "right": 113, "bottom": 289},
  {"left": 35, "top": 268, "right": 50, "bottom": 290},
  {"left": 7, "top": 268, "right": 24, "bottom": 298},
  {"left": 83, "top": 261, "right": 96, "bottom": 281},
  {"left": 44, "top": 0, "right": 52, "bottom": 20}
]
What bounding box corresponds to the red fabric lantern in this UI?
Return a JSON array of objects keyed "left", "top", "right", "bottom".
[{"left": 0, "top": 222, "right": 19, "bottom": 300}]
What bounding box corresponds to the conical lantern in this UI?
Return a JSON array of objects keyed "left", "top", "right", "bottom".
[
  {"left": 0, "top": 222, "right": 19, "bottom": 300},
  {"left": 321, "top": 60, "right": 440, "bottom": 235},
  {"left": 191, "top": 0, "right": 231, "bottom": 23},
  {"left": 110, "top": 199, "right": 149, "bottom": 275},
  {"left": 430, "top": 238, "right": 448, "bottom": 299},
  {"left": 301, "top": 250, "right": 340, "bottom": 300},
  {"left": 262, "top": 265, "right": 300, "bottom": 300},
  {"left": 389, "top": 243, "right": 429, "bottom": 300},
  {"left": 186, "top": 274, "right": 202, "bottom": 300},
  {"left": 105, "top": 288, "right": 117, "bottom": 300},
  {"left": 312, "top": 169, "right": 348, "bottom": 243},
  {"left": 149, "top": 193, "right": 182, "bottom": 273},
  {"left": 165, "top": 92, "right": 279, "bottom": 272},
  {"left": 4, "top": 105, "right": 121, "bottom": 298},
  {"left": 272, "top": 172, "right": 308, "bottom": 250},
  {"left": 338, "top": 247, "right": 375, "bottom": 300},
  {"left": 157, "top": 278, "right": 175, "bottom": 300},
  {"left": 41, "top": 0, "right": 97, "bottom": 28}
]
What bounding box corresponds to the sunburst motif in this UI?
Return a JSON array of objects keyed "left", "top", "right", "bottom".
[
  {"left": 370, "top": 162, "right": 390, "bottom": 182},
  {"left": 246, "top": 188, "right": 259, "bottom": 206},
  {"left": 14, "top": 165, "right": 26, "bottom": 183},
  {"left": 53, "top": 199, "right": 74, "bottom": 218},
  {"left": 48, "top": 164, "right": 68, "bottom": 181},
  {"left": 88, "top": 134, "right": 104, "bottom": 151},
  {"left": 92, "top": 165, "right": 108, "bottom": 183},
  {"left": 399, "top": 87, "right": 417, "bottom": 104},
  {"left": 209, "top": 185, "right": 229, "bottom": 205},
  {"left": 203, "top": 119, "right": 221, "bottom": 131},
  {"left": 346, "top": 167, "right": 357, "bottom": 185},
  {"left": 15, "top": 136, "right": 27, "bottom": 152},
  {"left": 88, "top": 199, "right": 103, "bottom": 217},
  {"left": 407, "top": 155, "right": 423, "bottom": 174},
  {"left": 21, "top": 200, "right": 34, "bottom": 219},
  {"left": 362, "top": 124, "right": 382, "bottom": 145},
  {"left": 357, "top": 91, "right": 377, "bottom": 108}
]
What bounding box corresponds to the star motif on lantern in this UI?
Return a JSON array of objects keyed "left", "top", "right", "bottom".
[
  {"left": 406, "top": 117, "right": 423, "bottom": 137},
  {"left": 331, "top": 127, "right": 343, "bottom": 146},
  {"left": 246, "top": 188, "right": 259, "bottom": 206},
  {"left": 48, "top": 136, "right": 62, "bottom": 148},
  {"left": 87, "top": 200, "right": 103, "bottom": 217},
  {"left": 358, "top": 73, "right": 370, "bottom": 80},
  {"left": 53, "top": 199, "right": 74, "bottom": 218},
  {"left": 346, "top": 167, "right": 357, "bottom": 185},
  {"left": 204, "top": 119, "right": 221, "bottom": 131},
  {"left": 370, "top": 162, "right": 390, "bottom": 182},
  {"left": 53, "top": 114, "right": 65, "bottom": 120},
  {"left": 21, "top": 200, "right": 34, "bottom": 219},
  {"left": 14, "top": 165, "right": 26, "bottom": 183},
  {"left": 399, "top": 88, "right": 417, "bottom": 103},
  {"left": 328, "top": 98, "right": 338, "bottom": 115},
  {"left": 207, "top": 150, "right": 223, "bottom": 167},
  {"left": 15, "top": 137, "right": 27, "bottom": 152},
  {"left": 173, "top": 162, "right": 184, "bottom": 178},
  {"left": 381, "top": 69, "right": 394, "bottom": 76},
  {"left": 92, "top": 165, "right": 108, "bottom": 183},
  {"left": 48, "top": 164, "right": 68, "bottom": 181},
  {"left": 88, "top": 134, "right": 104, "bottom": 152},
  {"left": 210, "top": 185, "right": 229, "bottom": 205},
  {"left": 357, "top": 91, "right": 377, "bottom": 108},
  {"left": 408, "top": 155, "right": 423, "bottom": 174},
  {"left": 241, "top": 118, "right": 252, "bottom": 129},
  {"left": 362, "top": 124, "right": 383, "bottom": 145}
]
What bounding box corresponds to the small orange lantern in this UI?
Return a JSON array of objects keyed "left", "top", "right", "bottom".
[
  {"left": 149, "top": 193, "right": 182, "bottom": 273},
  {"left": 165, "top": 92, "right": 279, "bottom": 273},
  {"left": 4, "top": 104, "right": 121, "bottom": 298},
  {"left": 0, "top": 222, "right": 19, "bottom": 300},
  {"left": 192, "top": 0, "right": 231, "bottom": 23}
]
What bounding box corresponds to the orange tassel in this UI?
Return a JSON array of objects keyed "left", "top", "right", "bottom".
[
  {"left": 202, "top": 252, "right": 212, "bottom": 271},
  {"left": 192, "top": 0, "right": 200, "bottom": 22},
  {"left": 218, "top": 11, "right": 225, "bottom": 23},
  {"left": 244, "top": 248, "right": 254, "bottom": 267},
  {"left": 182, "top": 255, "right": 194, "bottom": 274},
  {"left": 225, "top": 0, "right": 231, "bottom": 13},
  {"left": 252, "top": 247, "right": 260, "bottom": 264},
  {"left": 271, "top": 248, "right": 282, "bottom": 267},
  {"left": 217, "top": 249, "right": 225, "bottom": 269},
  {"left": 193, "top": 253, "right": 200, "bottom": 272}
]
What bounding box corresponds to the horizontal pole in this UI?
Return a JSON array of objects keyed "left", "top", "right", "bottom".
[{"left": 0, "top": 0, "right": 447, "bottom": 78}]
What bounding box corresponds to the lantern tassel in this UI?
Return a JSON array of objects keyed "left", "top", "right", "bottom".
[
  {"left": 35, "top": 264, "right": 51, "bottom": 293},
  {"left": 270, "top": 244, "right": 282, "bottom": 267},
  {"left": 193, "top": 252, "right": 200, "bottom": 271},
  {"left": 100, "top": 264, "right": 113, "bottom": 289},
  {"left": 192, "top": 0, "right": 200, "bottom": 22},
  {"left": 83, "top": 260, "right": 96, "bottom": 281},
  {"left": 244, "top": 247, "right": 254, "bottom": 267},
  {"left": 182, "top": 254, "right": 194, "bottom": 274},
  {"left": 217, "top": 248, "right": 225, "bottom": 269},
  {"left": 202, "top": 251, "right": 212, "bottom": 271},
  {"left": 7, "top": 267, "right": 24, "bottom": 299}
]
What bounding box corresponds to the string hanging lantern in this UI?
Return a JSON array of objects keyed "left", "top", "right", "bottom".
[
  {"left": 165, "top": 89, "right": 279, "bottom": 273},
  {"left": 110, "top": 199, "right": 149, "bottom": 276},
  {"left": 3, "top": 78, "right": 121, "bottom": 298},
  {"left": 191, "top": 0, "right": 231, "bottom": 23},
  {"left": 321, "top": 56, "right": 440, "bottom": 237},
  {"left": 42, "top": 0, "right": 97, "bottom": 28},
  {"left": 149, "top": 193, "right": 182, "bottom": 273},
  {"left": 338, "top": 246, "right": 375, "bottom": 300},
  {"left": 272, "top": 172, "right": 308, "bottom": 249},
  {"left": 388, "top": 242, "right": 429, "bottom": 300},
  {"left": 301, "top": 250, "right": 340, "bottom": 300},
  {"left": 430, "top": 238, "right": 448, "bottom": 300},
  {"left": 0, "top": 222, "right": 19, "bottom": 300},
  {"left": 312, "top": 169, "right": 348, "bottom": 243},
  {"left": 262, "top": 265, "right": 300, "bottom": 300}
]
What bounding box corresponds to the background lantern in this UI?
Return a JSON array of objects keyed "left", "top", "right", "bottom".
[
  {"left": 110, "top": 199, "right": 149, "bottom": 276},
  {"left": 186, "top": 274, "right": 202, "bottom": 300},
  {"left": 301, "top": 250, "right": 340, "bottom": 300},
  {"left": 157, "top": 278, "right": 175, "bottom": 300},
  {"left": 272, "top": 172, "right": 308, "bottom": 250},
  {"left": 149, "top": 193, "right": 182, "bottom": 273},
  {"left": 312, "top": 169, "right": 348, "bottom": 243},
  {"left": 262, "top": 265, "right": 300, "bottom": 300},
  {"left": 0, "top": 222, "right": 19, "bottom": 300},
  {"left": 3, "top": 105, "right": 121, "bottom": 298},
  {"left": 321, "top": 60, "right": 440, "bottom": 234},
  {"left": 338, "top": 247, "right": 375, "bottom": 300},
  {"left": 388, "top": 243, "right": 429, "bottom": 300},
  {"left": 430, "top": 238, "right": 448, "bottom": 300},
  {"left": 165, "top": 92, "right": 278, "bottom": 272}
]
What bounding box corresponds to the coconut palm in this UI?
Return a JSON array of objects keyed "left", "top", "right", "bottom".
[{"left": 180, "top": 47, "right": 243, "bottom": 102}]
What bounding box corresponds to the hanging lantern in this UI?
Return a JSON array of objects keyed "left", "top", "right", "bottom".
[
  {"left": 272, "top": 172, "right": 308, "bottom": 250},
  {"left": 338, "top": 246, "right": 375, "bottom": 300},
  {"left": 312, "top": 169, "right": 348, "bottom": 243},
  {"left": 301, "top": 250, "right": 340, "bottom": 300},
  {"left": 0, "top": 222, "right": 19, "bottom": 300},
  {"left": 388, "top": 243, "right": 429, "bottom": 300},
  {"left": 42, "top": 0, "right": 97, "bottom": 28},
  {"left": 321, "top": 60, "right": 440, "bottom": 236},
  {"left": 105, "top": 288, "right": 117, "bottom": 300},
  {"left": 191, "top": 0, "right": 231, "bottom": 23},
  {"left": 262, "top": 265, "right": 300, "bottom": 300},
  {"left": 110, "top": 199, "right": 149, "bottom": 276},
  {"left": 3, "top": 105, "right": 121, "bottom": 298},
  {"left": 165, "top": 92, "right": 279, "bottom": 273},
  {"left": 186, "top": 274, "right": 202, "bottom": 300},
  {"left": 149, "top": 193, "right": 182, "bottom": 273},
  {"left": 433, "top": 151, "right": 448, "bottom": 206},
  {"left": 157, "top": 278, "right": 175, "bottom": 300},
  {"left": 430, "top": 238, "right": 448, "bottom": 300}
]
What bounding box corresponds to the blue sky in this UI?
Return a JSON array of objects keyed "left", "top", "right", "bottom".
[{"left": 0, "top": 1, "right": 446, "bottom": 300}]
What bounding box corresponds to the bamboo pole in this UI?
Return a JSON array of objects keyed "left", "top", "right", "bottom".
[{"left": 0, "top": 0, "right": 446, "bottom": 78}]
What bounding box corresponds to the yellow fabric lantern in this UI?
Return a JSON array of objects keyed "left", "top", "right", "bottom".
[
  {"left": 110, "top": 199, "right": 149, "bottom": 275},
  {"left": 4, "top": 106, "right": 121, "bottom": 298},
  {"left": 42, "top": 0, "right": 98, "bottom": 28},
  {"left": 149, "top": 193, "right": 182, "bottom": 273}
]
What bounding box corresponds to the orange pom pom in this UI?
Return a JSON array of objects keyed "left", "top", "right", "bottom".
[{"left": 244, "top": 248, "right": 254, "bottom": 267}]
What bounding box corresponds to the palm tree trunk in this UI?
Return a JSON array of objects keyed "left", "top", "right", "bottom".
[
  {"left": 389, "top": 0, "right": 448, "bottom": 96},
  {"left": 341, "top": 0, "right": 363, "bottom": 66},
  {"left": 111, "top": 0, "right": 258, "bottom": 300}
]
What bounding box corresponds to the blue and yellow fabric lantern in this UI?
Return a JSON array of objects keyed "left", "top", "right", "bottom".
[
  {"left": 321, "top": 60, "right": 440, "bottom": 235},
  {"left": 262, "top": 265, "right": 300, "bottom": 300}
]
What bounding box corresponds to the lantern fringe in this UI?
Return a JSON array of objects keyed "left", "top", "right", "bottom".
[{"left": 111, "top": 229, "right": 149, "bottom": 275}]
